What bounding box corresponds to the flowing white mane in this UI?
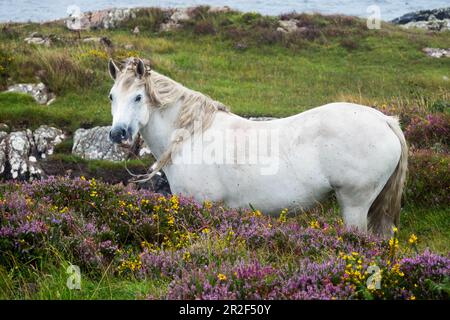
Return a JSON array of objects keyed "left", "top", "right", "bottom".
[{"left": 119, "top": 58, "right": 230, "bottom": 181}]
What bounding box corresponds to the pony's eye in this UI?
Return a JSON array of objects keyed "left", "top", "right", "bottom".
[
  {"left": 135, "top": 95, "right": 142, "bottom": 102},
  {"left": 109, "top": 94, "right": 113, "bottom": 101}
]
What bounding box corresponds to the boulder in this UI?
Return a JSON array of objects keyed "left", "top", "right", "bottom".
[
  {"left": 423, "top": 48, "right": 450, "bottom": 58},
  {"left": 33, "top": 126, "right": 65, "bottom": 158},
  {"left": 7, "top": 83, "right": 56, "bottom": 105},
  {"left": 72, "top": 126, "right": 130, "bottom": 161},
  {"left": 24, "top": 36, "right": 51, "bottom": 46},
  {"left": 72, "top": 126, "right": 153, "bottom": 162},
  {"left": 392, "top": 7, "right": 450, "bottom": 31},
  {"left": 160, "top": 7, "right": 194, "bottom": 32},
  {"left": 277, "top": 19, "right": 300, "bottom": 33},
  {"left": 66, "top": 8, "right": 137, "bottom": 30},
  {"left": 0, "top": 126, "right": 65, "bottom": 180}
]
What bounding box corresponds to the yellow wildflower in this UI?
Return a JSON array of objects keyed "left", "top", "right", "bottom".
[
  {"left": 278, "top": 208, "right": 288, "bottom": 223},
  {"left": 408, "top": 234, "right": 418, "bottom": 245},
  {"left": 309, "top": 220, "right": 320, "bottom": 229},
  {"left": 183, "top": 251, "right": 191, "bottom": 261},
  {"left": 217, "top": 273, "right": 227, "bottom": 281}
]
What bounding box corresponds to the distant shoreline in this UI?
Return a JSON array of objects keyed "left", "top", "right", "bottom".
[{"left": 1, "top": 1, "right": 449, "bottom": 23}]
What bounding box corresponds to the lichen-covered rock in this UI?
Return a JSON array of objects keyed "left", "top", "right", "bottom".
[
  {"left": 0, "top": 131, "right": 7, "bottom": 175},
  {"left": 5, "top": 130, "right": 40, "bottom": 179},
  {"left": 72, "top": 126, "right": 129, "bottom": 161},
  {"left": 72, "top": 126, "right": 152, "bottom": 161},
  {"left": 0, "top": 126, "right": 65, "bottom": 180},
  {"left": 33, "top": 126, "right": 65, "bottom": 158},
  {"left": 7, "top": 83, "right": 56, "bottom": 105}
]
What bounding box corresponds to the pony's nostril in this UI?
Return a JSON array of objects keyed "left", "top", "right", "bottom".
[{"left": 121, "top": 128, "right": 127, "bottom": 138}]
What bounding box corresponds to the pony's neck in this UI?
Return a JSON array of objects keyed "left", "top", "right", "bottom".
[{"left": 140, "top": 100, "right": 182, "bottom": 160}]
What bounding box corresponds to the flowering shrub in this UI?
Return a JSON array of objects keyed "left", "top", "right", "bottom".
[
  {"left": 405, "top": 113, "right": 450, "bottom": 152},
  {"left": 406, "top": 150, "right": 450, "bottom": 206},
  {"left": 0, "top": 177, "right": 448, "bottom": 299}
]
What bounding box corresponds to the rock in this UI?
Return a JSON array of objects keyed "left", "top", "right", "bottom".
[
  {"left": 7, "top": 83, "right": 55, "bottom": 105},
  {"left": 160, "top": 7, "right": 193, "bottom": 32},
  {"left": 72, "top": 126, "right": 129, "bottom": 161},
  {"left": 124, "top": 44, "right": 134, "bottom": 50},
  {"left": 82, "top": 36, "right": 113, "bottom": 47},
  {"left": 423, "top": 47, "right": 450, "bottom": 58},
  {"left": 234, "top": 42, "right": 248, "bottom": 51},
  {"left": 392, "top": 7, "right": 450, "bottom": 31},
  {"left": 72, "top": 126, "right": 153, "bottom": 162},
  {"left": 0, "top": 133, "right": 7, "bottom": 175},
  {"left": 66, "top": 8, "right": 137, "bottom": 30},
  {"left": 133, "top": 26, "right": 140, "bottom": 34},
  {"left": 277, "top": 19, "right": 300, "bottom": 33},
  {"left": 0, "top": 126, "right": 65, "bottom": 180},
  {"left": 207, "top": 6, "right": 232, "bottom": 14},
  {"left": 82, "top": 37, "right": 102, "bottom": 43},
  {"left": 24, "top": 33, "right": 52, "bottom": 46},
  {"left": 0, "top": 123, "right": 9, "bottom": 132},
  {"left": 2, "top": 130, "right": 40, "bottom": 179},
  {"left": 0, "top": 131, "right": 7, "bottom": 142},
  {"left": 33, "top": 126, "right": 65, "bottom": 158},
  {"left": 160, "top": 20, "right": 183, "bottom": 32}
]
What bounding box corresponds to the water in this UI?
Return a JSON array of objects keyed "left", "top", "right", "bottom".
[{"left": 0, "top": 0, "right": 448, "bottom": 23}]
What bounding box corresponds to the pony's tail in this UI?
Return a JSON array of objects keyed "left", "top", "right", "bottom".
[{"left": 368, "top": 116, "right": 408, "bottom": 238}]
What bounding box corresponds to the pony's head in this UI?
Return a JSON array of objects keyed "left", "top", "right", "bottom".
[{"left": 108, "top": 58, "right": 150, "bottom": 144}]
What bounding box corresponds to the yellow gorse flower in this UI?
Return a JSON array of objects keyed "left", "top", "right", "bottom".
[
  {"left": 217, "top": 273, "right": 227, "bottom": 281},
  {"left": 408, "top": 234, "right": 418, "bottom": 245},
  {"left": 278, "top": 208, "right": 288, "bottom": 223},
  {"left": 182, "top": 251, "right": 191, "bottom": 261},
  {"left": 309, "top": 220, "right": 320, "bottom": 229}
]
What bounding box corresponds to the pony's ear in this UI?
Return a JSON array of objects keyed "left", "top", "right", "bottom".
[
  {"left": 108, "top": 59, "right": 120, "bottom": 80},
  {"left": 136, "top": 58, "right": 146, "bottom": 79}
]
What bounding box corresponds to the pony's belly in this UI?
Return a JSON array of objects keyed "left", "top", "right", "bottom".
[{"left": 167, "top": 164, "right": 331, "bottom": 215}]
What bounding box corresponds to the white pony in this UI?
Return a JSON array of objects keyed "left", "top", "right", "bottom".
[{"left": 107, "top": 58, "right": 407, "bottom": 238}]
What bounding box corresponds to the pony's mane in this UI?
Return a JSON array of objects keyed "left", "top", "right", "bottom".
[
  {"left": 119, "top": 58, "right": 230, "bottom": 182},
  {"left": 146, "top": 70, "right": 229, "bottom": 132},
  {"left": 120, "top": 58, "right": 229, "bottom": 135}
]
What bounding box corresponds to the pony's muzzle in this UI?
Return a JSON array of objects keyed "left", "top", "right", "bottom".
[{"left": 109, "top": 126, "right": 129, "bottom": 144}]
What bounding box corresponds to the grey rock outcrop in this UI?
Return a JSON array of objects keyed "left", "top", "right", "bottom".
[
  {"left": 72, "top": 126, "right": 128, "bottom": 161},
  {"left": 66, "top": 8, "right": 137, "bottom": 30},
  {"left": 423, "top": 47, "right": 450, "bottom": 58},
  {"left": 0, "top": 126, "right": 65, "bottom": 180},
  {"left": 7, "top": 83, "right": 56, "bottom": 105},
  {"left": 392, "top": 7, "right": 450, "bottom": 31},
  {"left": 64, "top": 6, "right": 232, "bottom": 32},
  {"left": 33, "top": 126, "right": 65, "bottom": 158},
  {"left": 72, "top": 126, "right": 152, "bottom": 161}
]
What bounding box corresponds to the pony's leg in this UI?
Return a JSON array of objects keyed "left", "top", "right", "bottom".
[{"left": 335, "top": 188, "right": 374, "bottom": 233}]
